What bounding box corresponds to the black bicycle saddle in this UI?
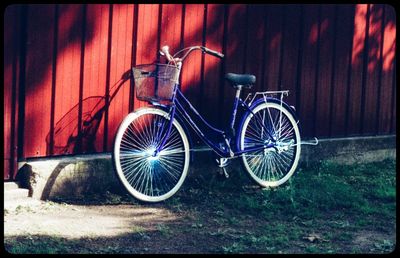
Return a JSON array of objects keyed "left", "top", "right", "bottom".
[{"left": 225, "top": 73, "right": 256, "bottom": 89}]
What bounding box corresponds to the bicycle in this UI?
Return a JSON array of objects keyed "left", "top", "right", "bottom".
[{"left": 113, "top": 45, "right": 316, "bottom": 203}]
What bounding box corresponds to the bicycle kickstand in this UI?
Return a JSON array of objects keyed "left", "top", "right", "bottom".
[
  {"left": 220, "top": 167, "right": 229, "bottom": 178},
  {"left": 216, "top": 158, "right": 230, "bottom": 178}
]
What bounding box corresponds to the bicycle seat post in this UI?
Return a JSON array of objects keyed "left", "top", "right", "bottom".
[
  {"left": 229, "top": 86, "right": 242, "bottom": 132},
  {"left": 225, "top": 73, "right": 256, "bottom": 137}
]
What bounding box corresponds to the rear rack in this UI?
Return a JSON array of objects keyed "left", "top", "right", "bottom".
[
  {"left": 244, "top": 90, "right": 319, "bottom": 147},
  {"left": 244, "top": 90, "right": 289, "bottom": 106}
]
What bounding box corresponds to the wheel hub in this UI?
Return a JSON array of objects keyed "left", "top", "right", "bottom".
[{"left": 145, "top": 147, "right": 160, "bottom": 161}]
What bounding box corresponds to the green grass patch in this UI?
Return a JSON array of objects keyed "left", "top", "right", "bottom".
[
  {"left": 5, "top": 236, "right": 72, "bottom": 254},
  {"left": 5, "top": 159, "right": 395, "bottom": 254}
]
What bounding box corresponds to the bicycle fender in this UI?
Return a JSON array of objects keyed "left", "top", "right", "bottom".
[
  {"left": 250, "top": 97, "right": 299, "bottom": 122},
  {"left": 236, "top": 97, "right": 300, "bottom": 151}
]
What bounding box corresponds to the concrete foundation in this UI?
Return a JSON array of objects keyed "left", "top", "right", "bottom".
[
  {"left": 300, "top": 135, "right": 396, "bottom": 165},
  {"left": 16, "top": 135, "right": 396, "bottom": 200},
  {"left": 17, "top": 154, "right": 121, "bottom": 200}
]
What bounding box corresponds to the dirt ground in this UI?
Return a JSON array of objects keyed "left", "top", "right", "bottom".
[
  {"left": 4, "top": 190, "right": 396, "bottom": 254},
  {"left": 4, "top": 194, "right": 236, "bottom": 254},
  {"left": 3, "top": 159, "right": 397, "bottom": 254}
]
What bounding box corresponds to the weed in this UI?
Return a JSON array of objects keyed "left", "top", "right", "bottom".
[
  {"left": 4, "top": 159, "right": 395, "bottom": 254},
  {"left": 156, "top": 224, "right": 171, "bottom": 237},
  {"left": 222, "top": 242, "right": 246, "bottom": 253},
  {"left": 304, "top": 244, "right": 321, "bottom": 253},
  {"left": 190, "top": 222, "right": 204, "bottom": 228},
  {"left": 137, "top": 231, "right": 151, "bottom": 240},
  {"left": 15, "top": 205, "right": 35, "bottom": 214},
  {"left": 5, "top": 236, "right": 71, "bottom": 254},
  {"left": 335, "top": 231, "right": 353, "bottom": 242},
  {"left": 227, "top": 216, "right": 240, "bottom": 225},
  {"left": 166, "top": 196, "right": 184, "bottom": 211},
  {"left": 131, "top": 225, "right": 146, "bottom": 234},
  {"left": 234, "top": 193, "right": 264, "bottom": 213},
  {"left": 373, "top": 239, "right": 395, "bottom": 253}
]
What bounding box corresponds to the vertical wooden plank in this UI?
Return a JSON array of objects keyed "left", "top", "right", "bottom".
[
  {"left": 263, "top": 5, "right": 284, "bottom": 91},
  {"left": 347, "top": 4, "right": 368, "bottom": 136},
  {"left": 10, "top": 3, "right": 396, "bottom": 164},
  {"left": 330, "top": 5, "right": 354, "bottom": 137},
  {"left": 298, "top": 4, "right": 319, "bottom": 138},
  {"left": 106, "top": 4, "right": 134, "bottom": 151},
  {"left": 23, "top": 4, "right": 55, "bottom": 157},
  {"left": 315, "top": 5, "right": 335, "bottom": 137},
  {"left": 387, "top": 4, "right": 396, "bottom": 135},
  {"left": 4, "top": 5, "right": 14, "bottom": 167},
  {"left": 52, "top": 4, "right": 84, "bottom": 155},
  {"left": 378, "top": 4, "right": 396, "bottom": 134},
  {"left": 362, "top": 4, "right": 384, "bottom": 135},
  {"left": 4, "top": 5, "right": 19, "bottom": 179},
  {"left": 202, "top": 4, "right": 225, "bottom": 127},
  {"left": 159, "top": 4, "right": 183, "bottom": 56},
  {"left": 134, "top": 4, "right": 160, "bottom": 110},
  {"left": 244, "top": 4, "right": 267, "bottom": 93},
  {"left": 391, "top": 64, "right": 396, "bottom": 134},
  {"left": 280, "top": 4, "right": 301, "bottom": 106},
  {"left": 222, "top": 4, "right": 247, "bottom": 127},
  {"left": 180, "top": 4, "right": 204, "bottom": 110},
  {"left": 4, "top": 6, "right": 13, "bottom": 178},
  {"left": 80, "top": 4, "right": 110, "bottom": 153}
]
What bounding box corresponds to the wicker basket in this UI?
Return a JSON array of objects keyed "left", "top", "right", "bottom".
[{"left": 133, "top": 64, "right": 180, "bottom": 102}]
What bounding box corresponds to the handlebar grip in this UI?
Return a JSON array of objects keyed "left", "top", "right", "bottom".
[
  {"left": 201, "top": 46, "right": 224, "bottom": 59},
  {"left": 160, "top": 46, "right": 173, "bottom": 61}
]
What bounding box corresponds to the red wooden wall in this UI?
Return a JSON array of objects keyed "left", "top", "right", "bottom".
[{"left": 4, "top": 4, "right": 396, "bottom": 179}]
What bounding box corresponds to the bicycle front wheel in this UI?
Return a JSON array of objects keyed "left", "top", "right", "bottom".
[
  {"left": 239, "top": 101, "right": 301, "bottom": 187},
  {"left": 113, "top": 107, "right": 190, "bottom": 202}
]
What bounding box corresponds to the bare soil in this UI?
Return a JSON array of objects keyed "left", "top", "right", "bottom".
[
  {"left": 4, "top": 190, "right": 395, "bottom": 254},
  {"left": 4, "top": 159, "right": 397, "bottom": 254}
]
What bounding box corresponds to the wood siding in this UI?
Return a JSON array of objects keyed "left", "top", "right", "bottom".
[{"left": 4, "top": 4, "right": 396, "bottom": 179}]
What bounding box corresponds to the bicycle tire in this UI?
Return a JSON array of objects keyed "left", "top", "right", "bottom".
[
  {"left": 238, "top": 101, "right": 301, "bottom": 187},
  {"left": 113, "top": 107, "right": 190, "bottom": 202}
]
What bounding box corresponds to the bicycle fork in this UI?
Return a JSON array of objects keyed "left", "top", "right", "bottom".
[{"left": 153, "top": 105, "right": 177, "bottom": 157}]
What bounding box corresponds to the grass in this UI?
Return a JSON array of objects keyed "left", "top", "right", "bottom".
[
  {"left": 4, "top": 159, "right": 396, "bottom": 254},
  {"left": 156, "top": 224, "right": 172, "bottom": 236},
  {"left": 175, "top": 158, "right": 396, "bottom": 253},
  {"left": 5, "top": 235, "right": 71, "bottom": 254}
]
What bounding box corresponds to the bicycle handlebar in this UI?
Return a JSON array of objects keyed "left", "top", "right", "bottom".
[
  {"left": 159, "top": 45, "right": 224, "bottom": 65},
  {"left": 200, "top": 46, "right": 224, "bottom": 59}
]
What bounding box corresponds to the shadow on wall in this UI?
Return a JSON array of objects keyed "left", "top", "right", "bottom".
[
  {"left": 5, "top": 4, "right": 396, "bottom": 159},
  {"left": 45, "top": 70, "right": 131, "bottom": 155}
]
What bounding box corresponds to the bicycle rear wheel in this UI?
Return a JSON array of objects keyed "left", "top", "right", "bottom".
[
  {"left": 238, "top": 101, "right": 301, "bottom": 187},
  {"left": 113, "top": 107, "right": 190, "bottom": 202}
]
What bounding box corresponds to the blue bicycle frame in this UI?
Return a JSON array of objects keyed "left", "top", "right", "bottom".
[{"left": 154, "top": 85, "right": 276, "bottom": 158}]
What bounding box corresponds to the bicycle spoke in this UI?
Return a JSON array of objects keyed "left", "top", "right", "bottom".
[
  {"left": 114, "top": 109, "right": 189, "bottom": 201},
  {"left": 241, "top": 102, "right": 300, "bottom": 187}
]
